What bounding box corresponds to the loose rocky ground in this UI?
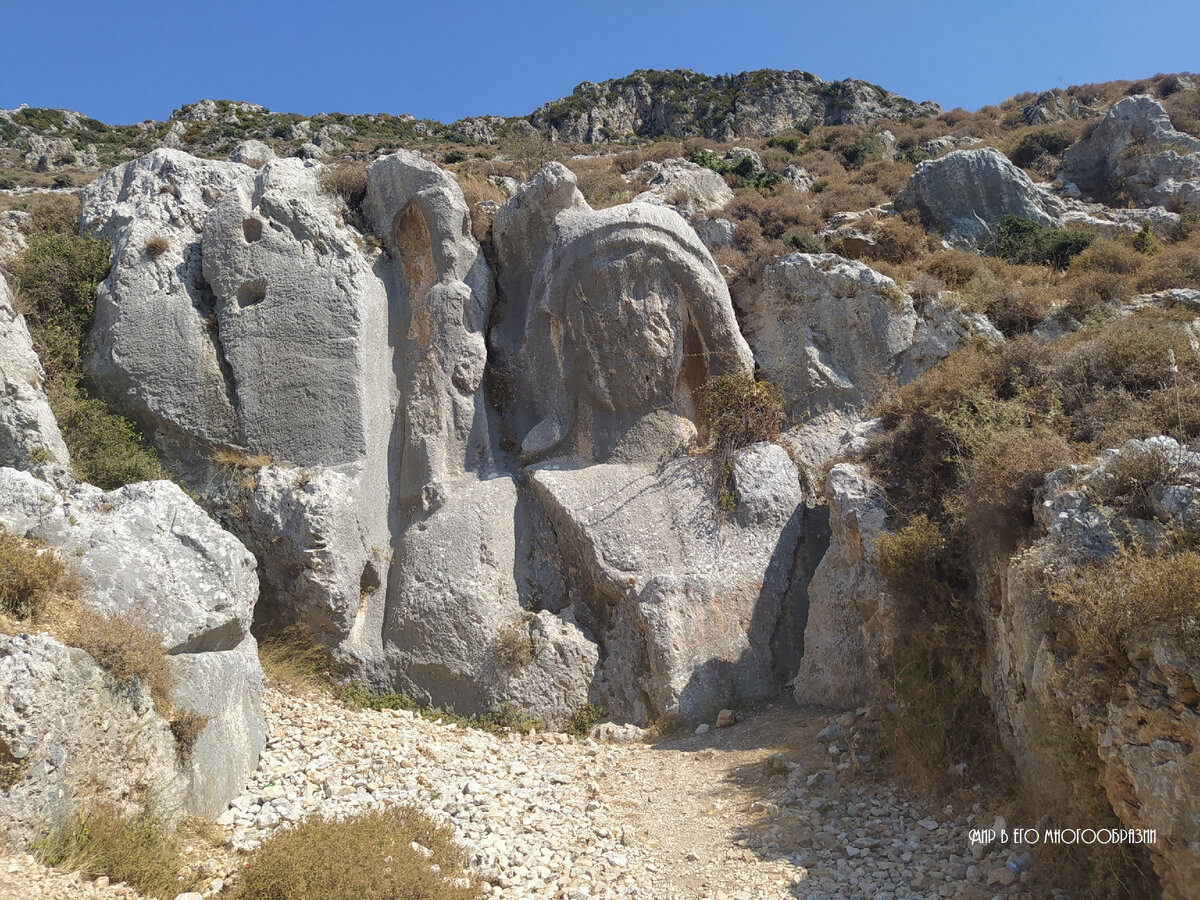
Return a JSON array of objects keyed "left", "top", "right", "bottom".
[{"left": 0, "top": 685, "right": 1067, "bottom": 900}]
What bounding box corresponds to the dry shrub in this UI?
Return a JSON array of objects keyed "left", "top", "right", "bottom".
[
  {"left": 456, "top": 173, "right": 505, "bottom": 245},
  {"left": 909, "top": 270, "right": 946, "bottom": 300},
  {"left": 1136, "top": 243, "right": 1200, "bottom": 292},
  {"left": 143, "top": 235, "right": 169, "bottom": 258},
  {"left": 231, "top": 805, "right": 481, "bottom": 900},
  {"left": 1051, "top": 547, "right": 1200, "bottom": 669},
  {"left": 0, "top": 530, "right": 68, "bottom": 620},
  {"left": 1067, "top": 238, "right": 1144, "bottom": 277},
  {"left": 954, "top": 427, "right": 1076, "bottom": 554},
  {"left": 922, "top": 249, "right": 990, "bottom": 288},
  {"left": 169, "top": 708, "right": 209, "bottom": 761},
  {"left": 319, "top": 162, "right": 368, "bottom": 210},
  {"left": 258, "top": 626, "right": 338, "bottom": 693},
  {"left": 207, "top": 446, "right": 272, "bottom": 470},
  {"left": 34, "top": 799, "right": 184, "bottom": 899},
  {"left": 67, "top": 608, "right": 173, "bottom": 713},
  {"left": 862, "top": 214, "right": 937, "bottom": 264},
  {"left": 496, "top": 619, "right": 535, "bottom": 669},
  {"left": 564, "top": 157, "right": 632, "bottom": 209},
  {"left": 19, "top": 193, "right": 80, "bottom": 236},
  {"left": 613, "top": 140, "right": 685, "bottom": 174},
  {"left": 848, "top": 159, "right": 914, "bottom": 196},
  {"left": 815, "top": 180, "right": 886, "bottom": 219},
  {"left": 987, "top": 283, "right": 1054, "bottom": 335},
  {"left": 702, "top": 372, "right": 784, "bottom": 506},
  {"left": 1063, "top": 271, "right": 1131, "bottom": 319}
]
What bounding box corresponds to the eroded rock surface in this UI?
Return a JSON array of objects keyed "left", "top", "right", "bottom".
[
  {"left": 1060, "top": 95, "right": 1200, "bottom": 210},
  {"left": 895, "top": 147, "right": 1065, "bottom": 246},
  {"left": 0, "top": 273, "right": 70, "bottom": 485}
]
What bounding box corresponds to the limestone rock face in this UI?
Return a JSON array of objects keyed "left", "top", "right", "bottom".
[
  {"left": 528, "top": 451, "right": 805, "bottom": 723},
  {"left": 986, "top": 438, "right": 1200, "bottom": 899},
  {"left": 364, "top": 149, "right": 496, "bottom": 506},
  {"left": 492, "top": 163, "right": 752, "bottom": 465},
  {"left": 0, "top": 633, "right": 184, "bottom": 847},
  {"left": 895, "top": 147, "right": 1065, "bottom": 246},
  {"left": 733, "top": 253, "right": 997, "bottom": 417},
  {"left": 633, "top": 158, "right": 734, "bottom": 217},
  {"left": 531, "top": 71, "right": 938, "bottom": 143},
  {"left": 228, "top": 140, "right": 275, "bottom": 165},
  {"left": 792, "top": 464, "right": 893, "bottom": 708},
  {"left": 81, "top": 149, "right": 257, "bottom": 451},
  {"left": 82, "top": 151, "right": 395, "bottom": 671},
  {"left": 0, "top": 273, "right": 70, "bottom": 485},
  {"left": 1060, "top": 95, "right": 1200, "bottom": 211},
  {"left": 0, "top": 467, "right": 265, "bottom": 829}
]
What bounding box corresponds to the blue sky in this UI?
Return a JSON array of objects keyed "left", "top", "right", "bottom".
[{"left": 4, "top": 0, "right": 1198, "bottom": 125}]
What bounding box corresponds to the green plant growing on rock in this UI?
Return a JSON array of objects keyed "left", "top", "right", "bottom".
[
  {"left": 986, "top": 215, "right": 1095, "bottom": 269},
  {"left": 0, "top": 530, "right": 68, "bottom": 620},
  {"left": 701, "top": 372, "right": 784, "bottom": 508}
]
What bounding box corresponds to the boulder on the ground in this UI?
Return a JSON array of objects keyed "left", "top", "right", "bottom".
[
  {"left": 1059, "top": 95, "right": 1200, "bottom": 211},
  {"left": 0, "top": 466, "right": 266, "bottom": 834},
  {"left": 895, "top": 147, "right": 1065, "bottom": 246},
  {"left": 228, "top": 140, "right": 275, "bottom": 165},
  {"left": 0, "top": 273, "right": 70, "bottom": 485},
  {"left": 633, "top": 158, "right": 734, "bottom": 217}
]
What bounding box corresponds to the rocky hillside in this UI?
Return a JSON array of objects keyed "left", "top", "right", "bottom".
[
  {"left": 1, "top": 68, "right": 1199, "bottom": 899},
  {"left": 527, "top": 69, "right": 941, "bottom": 143}
]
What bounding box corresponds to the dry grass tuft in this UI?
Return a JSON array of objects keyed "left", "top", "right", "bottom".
[
  {"left": 143, "top": 235, "right": 169, "bottom": 258},
  {"left": 33, "top": 799, "right": 186, "bottom": 899},
  {"left": 257, "top": 627, "right": 339, "bottom": 693},
  {"left": 231, "top": 805, "right": 481, "bottom": 900},
  {"left": 0, "top": 530, "right": 69, "bottom": 620}
]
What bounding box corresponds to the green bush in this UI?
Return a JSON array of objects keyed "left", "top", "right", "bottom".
[
  {"left": 783, "top": 229, "right": 823, "bottom": 253},
  {"left": 442, "top": 149, "right": 468, "bottom": 165},
  {"left": 839, "top": 134, "right": 883, "bottom": 169},
  {"left": 986, "top": 215, "right": 1095, "bottom": 269},
  {"left": 702, "top": 372, "right": 785, "bottom": 508},
  {"left": 10, "top": 232, "right": 167, "bottom": 488},
  {"left": 1009, "top": 129, "right": 1072, "bottom": 169},
  {"left": 232, "top": 805, "right": 480, "bottom": 900},
  {"left": 566, "top": 703, "right": 605, "bottom": 737}
]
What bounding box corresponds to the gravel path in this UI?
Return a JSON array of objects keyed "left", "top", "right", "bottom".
[{"left": 1, "top": 686, "right": 1069, "bottom": 899}]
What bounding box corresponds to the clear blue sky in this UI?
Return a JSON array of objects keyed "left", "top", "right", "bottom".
[{"left": 4, "top": 0, "right": 1197, "bottom": 125}]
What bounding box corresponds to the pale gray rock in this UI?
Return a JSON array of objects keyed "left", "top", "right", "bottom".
[
  {"left": 779, "top": 412, "right": 881, "bottom": 490},
  {"left": 1060, "top": 95, "right": 1200, "bottom": 211},
  {"left": 81, "top": 149, "right": 256, "bottom": 450},
  {"left": 1021, "top": 90, "right": 1089, "bottom": 126},
  {"left": 692, "top": 216, "right": 735, "bottom": 250},
  {"left": 492, "top": 162, "right": 752, "bottom": 466},
  {"left": 0, "top": 467, "right": 265, "bottom": 831},
  {"left": 783, "top": 164, "right": 813, "bottom": 192},
  {"left": 734, "top": 254, "right": 991, "bottom": 417},
  {"left": 450, "top": 115, "right": 507, "bottom": 144},
  {"left": 294, "top": 142, "right": 327, "bottom": 160},
  {"left": 21, "top": 135, "right": 75, "bottom": 171},
  {"left": 530, "top": 453, "right": 805, "bottom": 723},
  {"left": 83, "top": 151, "right": 395, "bottom": 675},
  {"left": 0, "top": 273, "right": 70, "bottom": 484},
  {"left": 0, "top": 633, "right": 186, "bottom": 848},
  {"left": 228, "top": 140, "right": 275, "bottom": 165},
  {"left": 0, "top": 211, "right": 30, "bottom": 264},
  {"left": 382, "top": 475, "right": 597, "bottom": 728},
  {"left": 633, "top": 158, "right": 734, "bottom": 217},
  {"left": 724, "top": 147, "right": 763, "bottom": 170},
  {"left": 895, "top": 147, "right": 1065, "bottom": 246},
  {"left": 793, "top": 464, "right": 893, "bottom": 708},
  {"left": 364, "top": 149, "right": 496, "bottom": 506},
  {"left": 244, "top": 465, "right": 376, "bottom": 646},
  {"left": 730, "top": 442, "right": 803, "bottom": 528}
]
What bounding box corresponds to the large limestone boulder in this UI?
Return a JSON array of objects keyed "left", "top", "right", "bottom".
[
  {"left": 733, "top": 253, "right": 999, "bottom": 417},
  {"left": 792, "top": 464, "right": 894, "bottom": 708},
  {"left": 1059, "top": 95, "right": 1200, "bottom": 211},
  {"left": 0, "top": 273, "right": 70, "bottom": 485},
  {"left": 0, "top": 634, "right": 185, "bottom": 847},
  {"left": 633, "top": 158, "right": 734, "bottom": 217},
  {"left": 82, "top": 151, "right": 395, "bottom": 666},
  {"left": 529, "top": 446, "right": 806, "bottom": 723},
  {"left": 491, "top": 162, "right": 753, "bottom": 465},
  {"left": 382, "top": 476, "right": 598, "bottom": 728},
  {"left": 895, "top": 147, "right": 1065, "bottom": 246},
  {"left": 0, "top": 466, "right": 265, "bottom": 829}
]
